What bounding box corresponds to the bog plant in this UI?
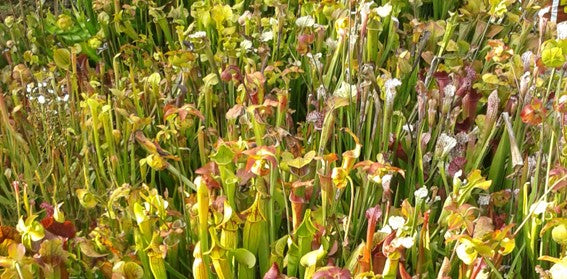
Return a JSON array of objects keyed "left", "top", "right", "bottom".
[{"left": 0, "top": 0, "right": 566, "bottom": 278}]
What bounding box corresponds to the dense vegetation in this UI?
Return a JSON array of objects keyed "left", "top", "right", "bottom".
[{"left": 0, "top": 0, "right": 566, "bottom": 278}]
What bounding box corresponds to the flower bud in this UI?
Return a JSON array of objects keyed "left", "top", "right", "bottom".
[
  {"left": 4, "top": 16, "right": 14, "bottom": 28},
  {"left": 428, "top": 99, "right": 437, "bottom": 128},
  {"left": 56, "top": 14, "right": 73, "bottom": 31},
  {"left": 484, "top": 90, "right": 500, "bottom": 136}
]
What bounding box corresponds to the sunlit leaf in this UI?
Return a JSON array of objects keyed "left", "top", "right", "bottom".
[
  {"left": 53, "top": 48, "right": 71, "bottom": 70},
  {"left": 542, "top": 46, "right": 566, "bottom": 68},
  {"left": 300, "top": 245, "right": 326, "bottom": 267},
  {"left": 287, "top": 151, "right": 316, "bottom": 169},
  {"left": 79, "top": 241, "right": 108, "bottom": 258},
  {"left": 232, "top": 248, "right": 256, "bottom": 268},
  {"left": 456, "top": 238, "right": 477, "bottom": 265}
]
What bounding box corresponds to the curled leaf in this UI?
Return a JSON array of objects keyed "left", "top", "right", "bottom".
[
  {"left": 232, "top": 248, "right": 256, "bottom": 268},
  {"left": 300, "top": 245, "right": 326, "bottom": 267},
  {"left": 53, "top": 48, "right": 71, "bottom": 70}
]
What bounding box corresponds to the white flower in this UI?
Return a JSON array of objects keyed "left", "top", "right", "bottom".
[
  {"left": 381, "top": 174, "right": 393, "bottom": 186},
  {"left": 521, "top": 51, "right": 533, "bottom": 66},
  {"left": 325, "top": 38, "right": 338, "bottom": 51},
  {"left": 290, "top": 59, "right": 302, "bottom": 67},
  {"left": 188, "top": 31, "right": 207, "bottom": 39},
  {"left": 435, "top": 133, "right": 457, "bottom": 158},
  {"left": 475, "top": 269, "right": 490, "bottom": 279},
  {"left": 530, "top": 201, "right": 549, "bottom": 215},
  {"left": 414, "top": 186, "right": 428, "bottom": 199},
  {"left": 444, "top": 84, "right": 456, "bottom": 98},
  {"left": 402, "top": 124, "right": 414, "bottom": 133},
  {"left": 394, "top": 237, "right": 415, "bottom": 248},
  {"left": 558, "top": 22, "right": 567, "bottom": 40},
  {"left": 260, "top": 31, "right": 273, "bottom": 42},
  {"left": 269, "top": 18, "right": 278, "bottom": 26},
  {"left": 379, "top": 225, "right": 392, "bottom": 234},
  {"left": 478, "top": 194, "right": 491, "bottom": 206},
  {"left": 295, "top": 16, "right": 315, "bottom": 28},
  {"left": 454, "top": 170, "right": 463, "bottom": 179},
  {"left": 375, "top": 3, "right": 393, "bottom": 18},
  {"left": 238, "top": 11, "right": 252, "bottom": 25},
  {"left": 240, "top": 39, "right": 253, "bottom": 51},
  {"left": 317, "top": 85, "right": 327, "bottom": 100},
  {"left": 58, "top": 94, "right": 69, "bottom": 102},
  {"left": 550, "top": 259, "right": 567, "bottom": 279},
  {"left": 384, "top": 78, "right": 401, "bottom": 94},
  {"left": 315, "top": 86, "right": 327, "bottom": 101},
  {"left": 388, "top": 216, "right": 405, "bottom": 230},
  {"left": 444, "top": 230, "right": 454, "bottom": 240},
  {"left": 452, "top": 171, "right": 466, "bottom": 189},
  {"left": 434, "top": 196, "right": 441, "bottom": 202},
  {"left": 306, "top": 53, "right": 323, "bottom": 72},
  {"left": 360, "top": 2, "right": 373, "bottom": 18},
  {"left": 37, "top": 95, "right": 46, "bottom": 104},
  {"left": 333, "top": 81, "right": 357, "bottom": 98},
  {"left": 384, "top": 78, "right": 401, "bottom": 106}
]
